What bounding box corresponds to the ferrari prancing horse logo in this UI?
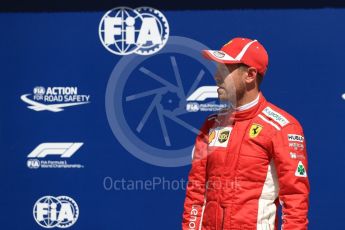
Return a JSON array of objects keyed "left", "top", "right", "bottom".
[{"left": 249, "top": 124, "right": 263, "bottom": 138}]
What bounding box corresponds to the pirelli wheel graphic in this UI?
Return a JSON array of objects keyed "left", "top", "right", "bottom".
[{"left": 105, "top": 36, "right": 216, "bottom": 167}]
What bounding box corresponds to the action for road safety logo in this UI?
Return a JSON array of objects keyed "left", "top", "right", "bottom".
[
  {"left": 33, "top": 196, "right": 79, "bottom": 228},
  {"left": 208, "top": 127, "right": 232, "bottom": 147},
  {"left": 21, "top": 86, "right": 90, "bottom": 112},
  {"left": 99, "top": 6, "right": 169, "bottom": 55}
]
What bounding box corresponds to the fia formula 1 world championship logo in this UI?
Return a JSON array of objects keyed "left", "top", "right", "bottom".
[
  {"left": 27, "top": 143, "right": 84, "bottom": 169},
  {"left": 99, "top": 6, "right": 169, "bottom": 55}
]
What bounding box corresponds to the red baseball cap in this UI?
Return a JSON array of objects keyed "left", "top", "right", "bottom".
[{"left": 202, "top": 37, "right": 269, "bottom": 76}]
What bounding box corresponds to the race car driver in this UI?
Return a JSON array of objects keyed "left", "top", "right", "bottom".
[{"left": 182, "top": 38, "right": 310, "bottom": 230}]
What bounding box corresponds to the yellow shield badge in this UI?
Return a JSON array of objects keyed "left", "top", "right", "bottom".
[
  {"left": 209, "top": 130, "right": 216, "bottom": 144},
  {"left": 249, "top": 124, "right": 263, "bottom": 138}
]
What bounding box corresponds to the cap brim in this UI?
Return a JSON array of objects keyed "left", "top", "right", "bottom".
[{"left": 202, "top": 50, "right": 242, "bottom": 64}]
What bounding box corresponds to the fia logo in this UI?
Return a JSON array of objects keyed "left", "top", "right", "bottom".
[
  {"left": 99, "top": 6, "right": 169, "bottom": 55},
  {"left": 33, "top": 196, "right": 79, "bottom": 228}
]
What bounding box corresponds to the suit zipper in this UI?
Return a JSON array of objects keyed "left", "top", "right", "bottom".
[
  {"left": 223, "top": 121, "right": 237, "bottom": 167},
  {"left": 220, "top": 206, "right": 225, "bottom": 230}
]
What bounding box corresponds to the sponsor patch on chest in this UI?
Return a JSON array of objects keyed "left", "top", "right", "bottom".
[
  {"left": 262, "top": 107, "right": 289, "bottom": 127},
  {"left": 295, "top": 161, "right": 307, "bottom": 177},
  {"left": 209, "top": 126, "right": 233, "bottom": 147},
  {"left": 288, "top": 134, "right": 304, "bottom": 142},
  {"left": 249, "top": 123, "right": 263, "bottom": 138},
  {"left": 289, "top": 142, "right": 304, "bottom": 151},
  {"left": 290, "top": 152, "right": 305, "bottom": 160}
]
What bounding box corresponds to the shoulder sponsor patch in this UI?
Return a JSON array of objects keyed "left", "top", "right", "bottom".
[
  {"left": 209, "top": 127, "right": 232, "bottom": 147},
  {"left": 262, "top": 107, "right": 289, "bottom": 127},
  {"left": 295, "top": 161, "right": 307, "bottom": 177},
  {"left": 288, "top": 134, "right": 304, "bottom": 142}
]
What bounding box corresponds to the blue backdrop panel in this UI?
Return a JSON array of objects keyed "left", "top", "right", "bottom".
[{"left": 0, "top": 9, "right": 344, "bottom": 229}]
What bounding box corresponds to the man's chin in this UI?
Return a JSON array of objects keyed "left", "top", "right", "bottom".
[
  {"left": 218, "top": 95, "right": 228, "bottom": 102},
  {"left": 218, "top": 95, "right": 236, "bottom": 106}
]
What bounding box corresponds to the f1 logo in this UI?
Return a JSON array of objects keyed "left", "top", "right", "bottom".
[
  {"left": 28, "top": 143, "right": 83, "bottom": 158},
  {"left": 186, "top": 86, "right": 218, "bottom": 101}
]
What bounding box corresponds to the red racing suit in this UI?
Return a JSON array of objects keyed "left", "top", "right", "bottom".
[{"left": 182, "top": 93, "right": 309, "bottom": 230}]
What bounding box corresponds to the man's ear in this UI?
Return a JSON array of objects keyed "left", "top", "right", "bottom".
[{"left": 245, "top": 67, "right": 258, "bottom": 84}]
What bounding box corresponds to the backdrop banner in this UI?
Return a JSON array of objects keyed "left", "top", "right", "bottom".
[{"left": 0, "top": 8, "right": 344, "bottom": 229}]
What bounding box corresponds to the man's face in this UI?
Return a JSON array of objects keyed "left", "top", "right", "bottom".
[{"left": 214, "top": 63, "right": 247, "bottom": 104}]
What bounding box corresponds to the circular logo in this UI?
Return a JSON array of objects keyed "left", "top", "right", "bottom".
[
  {"left": 27, "top": 159, "right": 40, "bottom": 169},
  {"left": 186, "top": 102, "right": 200, "bottom": 112},
  {"left": 105, "top": 36, "right": 217, "bottom": 167},
  {"left": 33, "top": 86, "right": 46, "bottom": 95},
  {"left": 99, "top": 6, "right": 169, "bottom": 56},
  {"left": 33, "top": 196, "right": 79, "bottom": 228}
]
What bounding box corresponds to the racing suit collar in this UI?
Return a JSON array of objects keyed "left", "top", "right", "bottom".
[
  {"left": 231, "top": 92, "right": 267, "bottom": 121},
  {"left": 234, "top": 94, "right": 260, "bottom": 111},
  {"left": 216, "top": 92, "right": 267, "bottom": 123}
]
